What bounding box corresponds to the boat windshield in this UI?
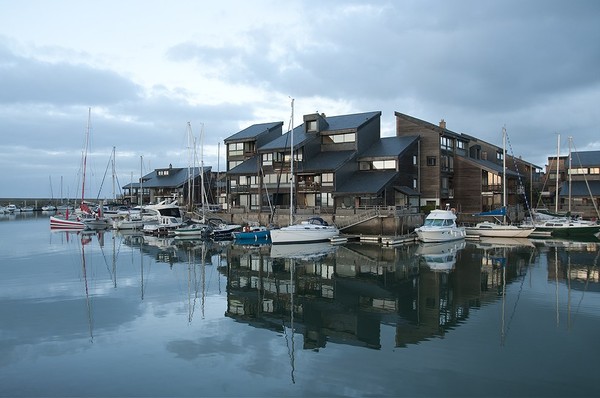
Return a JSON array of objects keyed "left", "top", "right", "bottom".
[
  {"left": 158, "top": 207, "right": 181, "bottom": 217},
  {"left": 423, "top": 218, "right": 453, "bottom": 227}
]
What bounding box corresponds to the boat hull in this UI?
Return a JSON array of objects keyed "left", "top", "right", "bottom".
[
  {"left": 232, "top": 230, "right": 270, "bottom": 241},
  {"left": 50, "top": 216, "right": 85, "bottom": 230},
  {"left": 465, "top": 223, "right": 534, "bottom": 238},
  {"left": 415, "top": 227, "right": 466, "bottom": 243},
  {"left": 270, "top": 226, "right": 339, "bottom": 244}
]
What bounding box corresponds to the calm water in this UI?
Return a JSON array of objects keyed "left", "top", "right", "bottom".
[{"left": 1, "top": 213, "right": 600, "bottom": 397}]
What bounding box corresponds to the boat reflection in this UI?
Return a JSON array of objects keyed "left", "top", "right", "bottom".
[
  {"left": 269, "top": 241, "right": 338, "bottom": 260},
  {"left": 415, "top": 240, "right": 466, "bottom": 272}
]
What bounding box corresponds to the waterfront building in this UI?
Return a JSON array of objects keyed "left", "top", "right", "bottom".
[{"left": 394, "top": 112, "right": 542, "bottom": 219}]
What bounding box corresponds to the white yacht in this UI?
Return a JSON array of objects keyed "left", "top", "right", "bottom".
[{"left": 414, "top": 206, "right": 466, "bottom": 243}]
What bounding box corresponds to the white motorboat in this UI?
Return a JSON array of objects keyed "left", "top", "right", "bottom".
[
  {"left": 414, "top": 206, "right": 466, "bottom": 243},
  {"left": 270, "top": 217, "right": 339, "bottom": 244}
]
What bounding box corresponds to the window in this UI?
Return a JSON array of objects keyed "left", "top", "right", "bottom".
[
  {"left": 569, "top": 168, "right": 587, "bottom": 175},
  {"left": 457, "top": 141, "right": 466, "bottom": 150},
  {"left": 228, "top": 142, "right": 244, "bottom": 157},
  {"left": 322, "top": 132, "right": 356, "bottom": 144},
  {"left": 157, "top": 169, "right": 170, "bottom": 176},
  {"left": 262, "top": 153, "right": 273, "bottom": 166},
  {"left": 321, "top": 192, "right": 334, "bottom": 207},
  {"left": 321, "top": 173, "right": 334, "bottom": 186},
  {"left": 372, "top": 160, "right": 396, "bottom": 170},
  {"left": 413, "top": 155, "right": 417, "bottom": 165},
  {"left": 497, "top": 151, "right": 503, "bottom": 161},
  {"left": 228, "top": 160, "right": 242, "bottom": 170},
  {"left": 427, "top": 156, "right": 437, "bottom": 166},
  {"left": 440, "top": 136, "right": 453, "bottom": 151},
  {"left": 413, "top": 178, "right": 418, "bottom": 189},
  {"left": 307, "top": 120, "right": 317, "bottom": 132},
  {"left": 590, "top": 168, "right": 600, "bottom": 175},
  {"left": 440, "top": 155, "right": 453, "bottom": 172}
]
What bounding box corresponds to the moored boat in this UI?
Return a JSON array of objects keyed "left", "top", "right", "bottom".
[
  {"left": 270, "top": 217, "right": 339, "bottom": 244},
  {"left": 414, "top": 206, "right": 466, "bottom": 243},
  {"left": 232, "top": 224, "right": 271, "bottom": 242}
]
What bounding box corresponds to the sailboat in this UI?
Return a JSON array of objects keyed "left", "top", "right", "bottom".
[
  {"left": 465, "top": 127, "right": 535, "bottom": 238},
  {"left": 270, "top": 99, "right": 340, "bottom": 245},
  {"left": 530, "top": 135, "right": 600, "bottom": 238}
]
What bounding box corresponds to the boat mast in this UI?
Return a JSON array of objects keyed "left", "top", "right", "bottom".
[
  {"left": 555, "top": 134, "right": 560, "bottom": 213},
  {"left": 139, "top": 155, "right": 143, "bottom": 206},
  {"left": 502, "top": 127, "right": 507, "bottom": 225},
  {"left": 81, "top": 107, "right": 91, "bottom": 206},
  {"left": 568, "top": 136, "right": 572, "bottom": 214},
  {"left": 200, "top": 123, "right": 206, "bottom": 219},
  {"left": 289, "top": 98, "right": 294, "bottom": 226}
]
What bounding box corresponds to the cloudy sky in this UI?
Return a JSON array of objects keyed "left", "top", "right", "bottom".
[{"left": 1, "top": 0, "right": 599, "bottom": 199}]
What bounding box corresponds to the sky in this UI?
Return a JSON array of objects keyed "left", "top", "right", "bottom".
[{"left": 1, "top": 0, "right": 599, "bottom": 199}]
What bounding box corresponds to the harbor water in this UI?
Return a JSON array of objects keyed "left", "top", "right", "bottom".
[{"left": 1, "top": 213, "right": 599, "bottom": 397}]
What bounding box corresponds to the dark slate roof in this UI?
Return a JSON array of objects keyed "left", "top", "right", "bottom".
[
  {"left": 335, "top": 170, "right": 398, "bottom": 195},
  {"left": 224, "top": 122, "right": 283, "bottom": 143},
  {"left": 299, "top": 151, "right": 356, "bottom": 173},
  {"left": 123, "top": 166, "right": 212, "bottom": 189},
  {"left": 259, "top": 111, "right": 381, "bottom": 152},
  {"left": 571, "top": 151, "right": 600, "bottom": 168},
  {"left": 559, "top": 180, "right": 600, "bottom": 197},
  {"left": 259, "top": 125, "right": 312, "bottom": 151},
  {"left": 228, "top": 155, "right": 260, "bottom": 175},
  {"left": 320, "top": 111, "right": 381, "bottom": 131},
  {"left": 463, "top": 157, "right": 520, "bottom": 177},
  {"left": 359, "top": 136, "right": 418, "bottom": 159},
  {"left": 394, "top": 186, "right": 420, "bottom": 196}
]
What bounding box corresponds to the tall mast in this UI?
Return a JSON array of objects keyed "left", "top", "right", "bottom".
[
  {"left": 568, "top": 136, "right": 572, "bottom": 213},
  {"left": 555, "top": 134, "right": 560, "bottom": 213},
  {"left": 139, "top": 155, "right": 143, "bottom": 206},
  {"left": 81, "top": 107, "right": 91, "bottom": 205},
  {"left": 289, "top": 98, "right": 294, "bottom": 225},
  {"left": 502, "top": 127, "right": 507, "bottom": 224},
  {"left": 111, "top": 146, "right": 116, "bottom": 201}
]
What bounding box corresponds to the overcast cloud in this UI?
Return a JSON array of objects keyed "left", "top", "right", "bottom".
[{"left": 1, "top": 0, "right": 599, "bottom": 199}]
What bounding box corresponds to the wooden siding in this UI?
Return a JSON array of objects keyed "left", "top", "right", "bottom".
[{"left": 454, "top": 157, "right": 482, "bottom": 213}]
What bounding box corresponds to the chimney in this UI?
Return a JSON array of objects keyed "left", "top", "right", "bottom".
[{"left": 439, "top": 119, "right": 446, "bottom": 129}]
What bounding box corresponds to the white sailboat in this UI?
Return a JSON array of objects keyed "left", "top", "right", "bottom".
[
  {"left": 466, "top": 127, "right": 535, "bottom": 238},
  {"left": 269, "top": 99, "right": 339, "bottom": 245}
]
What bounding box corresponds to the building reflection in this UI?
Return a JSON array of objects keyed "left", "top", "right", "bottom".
[
  {"left": 223, "top": 239, "right": 541, "bottom": 350},
  {"left": 117, "top": 231, "right": 600, "bottom": 350}
]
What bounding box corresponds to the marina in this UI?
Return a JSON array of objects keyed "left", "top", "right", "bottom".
[{"left": 1, "top": 212, "right": 599, "bottom": 397}]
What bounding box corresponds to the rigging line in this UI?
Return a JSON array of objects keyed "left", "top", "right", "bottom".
[
  {"left": 505, "top": 129, "right": 533, "bottom": 218},
  {"left": 96, "top": 151, "right": 114, "bottom": 200},
  {"left": 504, "top": 263, "right": 527, "bottom": 342}
]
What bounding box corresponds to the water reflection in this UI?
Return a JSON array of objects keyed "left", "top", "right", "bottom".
[{"left": 45, "top": 227, "right": 600, "bottom": 355}]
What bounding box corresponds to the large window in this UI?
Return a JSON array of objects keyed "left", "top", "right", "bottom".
[
  {"left": 228, "top": 142, "right": 244, "bottom": 157},
  {"left": 440, "top": 136, "right": 453, "bottom": 151},
  {"left": 262, "top": 153, "right": 273, "bottom": 166},
  {"left": 321, "top": 192, "right": 334, "bottom": 207},
  {"left": 228, "top": 160, "right": 242, "bottom": 170},
  {"left": 322, "top": 132, "right": 355, "bottom": 144},
  {"left": 427, "top": 156, "right": 437, "bottom": 166},
  {"left": 372, "top": 160, "right": 396, "bottom": 170},
  {"left": 321, "top": 173, "right": 334, "bottom": 187}
]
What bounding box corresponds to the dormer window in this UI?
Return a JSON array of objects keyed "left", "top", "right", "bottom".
[
  {"left": 157, "top": 169, "right": 170, "bottom": 176},
  {"left": 307, "top": 120, "right": 317, "bottom": 132}
]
